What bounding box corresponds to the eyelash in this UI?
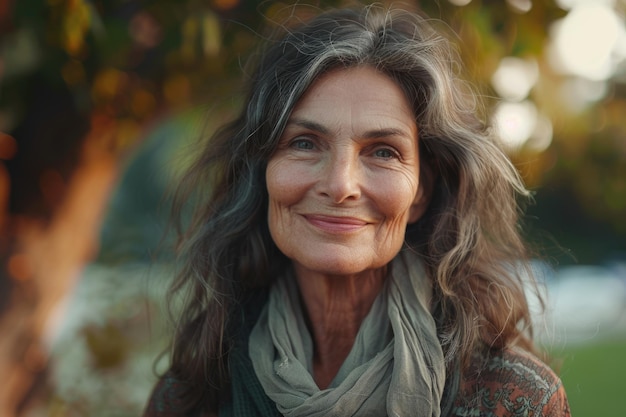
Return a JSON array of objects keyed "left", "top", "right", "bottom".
[
  {"left": 372, "top": 146, "right": 400, "bottom": 159},
  {"left": 290, "top": 138, "right": 315, "bottom": 150},
  {"left": 287, "top": 137, "right": 401, "bottom": 160}
]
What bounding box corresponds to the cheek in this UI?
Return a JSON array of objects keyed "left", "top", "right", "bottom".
[
  {"left": 373, "top": 181, "right": 419, "bottom": 257},
  {"left": 266, "top": 163, "right": 285, "bottom": 234},
  {"left": 266, "top": 160, "right": 300, "bottom": 207},
  {"left": 372, "top": 175, "right": 420, "bottom": 221},
  {"left": 265, "top": 159, "right": 313, "bottom": 238},
  {"left": 266, "top": 160, "right": 307, "bottom": 258}
]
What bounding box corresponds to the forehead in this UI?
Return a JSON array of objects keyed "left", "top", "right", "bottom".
[
  {"left": 297, "top": 65, "right": 410, "bottom": 106},
  {"left": 288, "top": 66, "right": 417, "bottom": 135}
]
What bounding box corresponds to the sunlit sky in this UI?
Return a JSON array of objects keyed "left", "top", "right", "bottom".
[{"left": 451, "top": 0, "right": 626, "bottom": 150}]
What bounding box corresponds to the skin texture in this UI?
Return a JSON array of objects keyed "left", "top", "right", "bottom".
[{"left": 265, "top": 66, "right": 428, "bottom": 388}]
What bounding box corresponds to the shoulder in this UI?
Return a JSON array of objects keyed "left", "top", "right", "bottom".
[
  {"left": 142, "top": 373, "right": 189, "bottom": 417},
  {"left": 452, "top": 347, "right": 571, "bottom": 417},
  {"left": 142, "top": 373, "right": 216, "bottom": 417},
  {"left": 142, "top": 292, "right": 268, "bottom": 417}
]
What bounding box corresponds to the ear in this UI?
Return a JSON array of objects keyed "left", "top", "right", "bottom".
[{"left": 408, "top": 162, "right": 434, "bottom": 224}]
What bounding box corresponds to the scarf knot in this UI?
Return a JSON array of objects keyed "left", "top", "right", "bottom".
[{"left": 249, "top": 250, "right": 446, "bottom": 416}]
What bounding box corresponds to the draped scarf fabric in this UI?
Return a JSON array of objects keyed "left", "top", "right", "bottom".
[{"left": 248, "top": 250, "right": 446, "bottom": 417}]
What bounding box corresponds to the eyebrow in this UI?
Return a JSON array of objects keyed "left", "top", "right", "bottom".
[
  {"left": 288, "top": 118, "right": 330, "bottom": 135},
  {"left": 287, "top": 117, "right": 413, "bottom": 140}
]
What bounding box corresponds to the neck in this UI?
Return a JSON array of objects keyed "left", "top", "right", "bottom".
[{"left": 294, "top": 265, "right": 387, "bottom": 389}]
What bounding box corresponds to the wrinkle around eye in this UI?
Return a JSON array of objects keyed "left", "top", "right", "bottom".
[
  {"left": 291, "top": 137, "right": 316, "bottom": 150},
  {"left": 372, "top": 147, "right": 399, "bottom": 159}
]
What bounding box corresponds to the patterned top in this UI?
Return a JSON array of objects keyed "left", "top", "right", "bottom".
[
  {"left": 143, "top": 294, "right": 570, "bottom": 417},
  {"left": 143, "top": 347, "right": 570, "bottom": 417},
  {"left": 452, "top": 348, "right": 570, "bottom": 416}
]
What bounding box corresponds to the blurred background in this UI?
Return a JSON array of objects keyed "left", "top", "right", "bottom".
[{"left": 0, "top": 0, "right": 624, "bottom": 416}]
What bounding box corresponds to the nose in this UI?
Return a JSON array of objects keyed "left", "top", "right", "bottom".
[{"left": 316, "top": 150, "right": 362, "bottom": 203}]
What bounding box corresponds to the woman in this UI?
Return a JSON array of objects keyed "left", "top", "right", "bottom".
[{"left": 145, "top": 4, "right": 570, "bottom": 417}]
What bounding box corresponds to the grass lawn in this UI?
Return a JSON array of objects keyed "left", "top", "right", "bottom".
[{"left": 551, "top": 338, "right": 626, "bottom": 417}]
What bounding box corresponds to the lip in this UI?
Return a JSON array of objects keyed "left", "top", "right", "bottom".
[{"left": 304, "top": 214, "right": 368, "bottom": 233}]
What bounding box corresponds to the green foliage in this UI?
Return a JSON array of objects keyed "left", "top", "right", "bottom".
[
  {"left": 0, "top": 0, "right": 565, "bottom": 132},
  {"left": 2, "top": 0, "right": 625, "bottom": 262}
]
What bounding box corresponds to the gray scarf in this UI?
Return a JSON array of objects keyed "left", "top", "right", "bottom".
[{"left": 248, "top": 250, "right": 445, "bottom": 417}]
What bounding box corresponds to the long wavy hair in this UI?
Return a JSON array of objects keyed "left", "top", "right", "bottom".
[{"left": 166, "top": 4, "right": 539, "bottom": 414}]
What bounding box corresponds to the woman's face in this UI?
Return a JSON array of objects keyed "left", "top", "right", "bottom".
[{"left": 266, "top": 66, "right": 428, "bottom": 277}]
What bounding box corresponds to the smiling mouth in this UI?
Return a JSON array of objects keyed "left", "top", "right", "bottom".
[{"left": 304, "top": 214, "right": 368, "bottom": 233}]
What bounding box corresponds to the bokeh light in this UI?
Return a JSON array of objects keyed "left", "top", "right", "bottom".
[
  {"left": 549, "top": 3, "right": 626, "bottom": 80},
  {"left": 2, "top": 1, "right": 625, "bottom": 416},
  {"left": 506, "top": 0, "right": 533, "bottom": 13},
  {"left": 491, "top": 57, "right": 539, "bottom": 102},
  {"left": 526, "top": 114, "right": 553, "bottom": 153},
  {"left": 492, "top": 100, "right": 539, "bottom": 150},
  {"left": 560, "top": 77, "right": 610, "bottom": 112},
  {"left": 492, "top": 0, "right": 625, "bottom": 145}
]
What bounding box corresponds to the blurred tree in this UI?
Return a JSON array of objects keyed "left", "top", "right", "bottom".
[
  {"left": 3, "top": 0, "right": 623, "bottom": 251},
  {"left": 0, "top": 0, "right": 625, "bottom": 415}
]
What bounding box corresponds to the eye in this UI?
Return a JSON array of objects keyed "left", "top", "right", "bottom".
[
  {"left": 373, "top": 147, "right": 399, "bottom": 159},
  {"left": 290, "top": 138, "right": 315, "bottom": 150}
]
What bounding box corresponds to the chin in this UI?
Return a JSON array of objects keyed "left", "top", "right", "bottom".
[{"left": 293, "top": 253, "right": 382, "bottom": 277}]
